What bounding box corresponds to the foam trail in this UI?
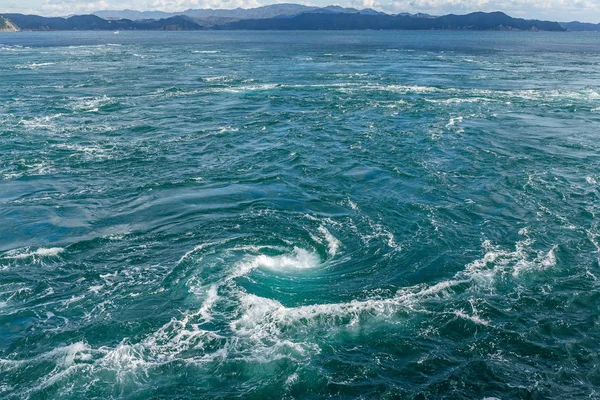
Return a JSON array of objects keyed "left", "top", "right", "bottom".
[
  {"left": 318, "top": 226, "right": 341, "bottom": 257},
  {"left": 3, "top": 247, "right": 65, "bottom": 259},
  {"left": 231, "top": 238, "right": 558, "bottom": 339},
  {"left": 231, "top": 279, "right": 460, "bottom": 337},
  {"left": 230, "top": 247, "right": 321, "bottom": 280},
  {"left": 198, "top": 285, "right": 219, "bottom": 322},
  {"left": 453, "top": 310, "right": 489, "bottom": 326}
]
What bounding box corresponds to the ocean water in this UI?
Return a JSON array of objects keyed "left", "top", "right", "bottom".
[{"left": 1, "top": 30, "right": 600, "bottom": 399}]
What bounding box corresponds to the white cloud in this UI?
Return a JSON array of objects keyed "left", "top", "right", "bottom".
[
  {"left": 360, "top": 0, "right": 379, "bottom": 8},
  {"left": 150, "top": 0, "right": 261, "bottom": 11},
  {"left": 42, "top": 0, "right": 130, "bottom": 14},
  {"left": 382, "top": 0, "right": 600, "bottom": 20}
]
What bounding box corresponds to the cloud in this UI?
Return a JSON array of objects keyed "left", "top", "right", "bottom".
[
  {"left": 150, "top": 0, "right": 262, "bottom": 11},
  {"left": 382, "top": 0, "right": 600, "bottom": 19},
  {"left": 42, "top": 0, "right": 129, "bottom": 14}
]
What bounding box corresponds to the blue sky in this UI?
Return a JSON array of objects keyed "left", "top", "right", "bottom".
[{"left": 2, "top": 0, "right": 600, "bottom": 22}]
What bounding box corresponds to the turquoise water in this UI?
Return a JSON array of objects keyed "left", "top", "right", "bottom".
[{"left": 1, "top": 31, "right": 600, "bottom": 399}]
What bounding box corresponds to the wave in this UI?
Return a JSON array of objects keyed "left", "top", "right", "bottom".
[
  {"left": 209, "top": 81, "right": 600, "bottom": 105},
  {"left": 18, "top": 113, "right": 63, "bottom": 129},
  {"left": 203, "top": 75, "right": 232, "bottom": 82},
  {"left": 0, "top": 45, "right": 30, "bottom": 52},
  {"left": 136, "top": 80, "right": 600, "bottom": 111},
  {"left": 14, "top": 62, "right": 56, "bottom": 70},
  {"left": 232, "top": 247, "right": 321, "bottom": 280},
  {"left": 217, "top": 84, "right": 279, "bottom": 93},
  {"left": 317, "top": 226, "right": 340, "bottom": 257},
  {"left": 2, "top": 247, "right": 64, "bottom": 260},
  {"left": 69, "top": 95, "right": 115, "bottom": 113},
  {"left": 0, "top": 230, "right": 560, "bottom": 397},
  {"left": 52, "top": 143, "right": 113, "bottom": 161},
  {"left": 453, "top": 309, "right": 489, "bottom": 326},
  {"left": 230, "top": 279, "right": 458, "bottom": 338},
  {"left": 229, "top": 234, "right": 557, "bottom": 343},
  {"left": 1, "top": 159, "right": 56, "bottom": 180}
]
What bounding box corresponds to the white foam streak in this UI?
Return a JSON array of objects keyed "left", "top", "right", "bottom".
[
  {"left": 366, "top": 84, "right": 440, "bottom": 94},
  {"left": 198, "top": 285, "right": 219, "bottom": 322},
  {"left": 15, "top": 62, "right": 56, "bottom": 69},
  {"left": 540, "top": 247, "right": 557, "bottom": 269},
  {"left": 0, "top": 342, "right": 92, "bottom": 374},
  {"left": 318, "top": 226, "right": 340, "bottom": 257},
  {"left": 99, "top": 341, "right": 149, "bottom": 372},
  {"left": 232, "top": 247, "right": 321, "bottom": 279},
  {"left": 218, "top": 84, "right": 278, "bottom": 93},
  {"left": 3, "top": 247, "right": 64, "bottom": 260},
  {"left": 446, "top": 116, "right": 463, "bottom": 128},
  {"left": 177, "top": 239, "right": 232, "bottom": 265},
  {"left": 462, "top": 238, "right": 558, "bottom": 279},
  {"left": 70, "top": 95, "right": 113, "bottom": 113},
  {"left": 231, "top": 280, "right": 458, "bottom": 337},
  {"left": 453, "top": 310, "right": 489, "bottom": 326}
]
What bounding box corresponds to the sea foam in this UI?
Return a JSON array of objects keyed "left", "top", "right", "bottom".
[{"left": 3, "top": 247, "right": 65, "bottom": 260}]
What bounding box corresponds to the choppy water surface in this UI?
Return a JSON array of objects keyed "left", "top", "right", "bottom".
[{"left": 1, "top": 31, "right": 600, "bottom": 399}]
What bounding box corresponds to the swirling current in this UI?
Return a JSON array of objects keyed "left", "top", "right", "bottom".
[{"left": 1, "top": 31, "right": 600, "bottom": 399}]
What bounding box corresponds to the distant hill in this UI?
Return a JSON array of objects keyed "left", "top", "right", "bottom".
[
  {"left": 217, "top": 11, "right": 565, "bottom": 31},
  {"left": 0, "top": 10, "right": 565, "bottom": 32},
  {"left": 0, "top": 15, "right": 19, "bottom": 31},
  {"left": 92, "top": 4, "right": 384, "bottom": 21},
  {"left": 1, "top": 14, "right": 204, "bottom": 30},
  {"left": 93, "top": 9, "right": 175, "bottom": 21},
  {"left": 560, "top": 21, "right": 600, "bottom": 31}
]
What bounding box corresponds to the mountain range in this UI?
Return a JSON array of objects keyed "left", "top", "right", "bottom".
[
  {"left": 560, "top": 21, "right": 600, "bottom": 31},
  {"left": 2, "top": 4, "right": 597, "bottom": 32},
  {"left": 93, "top": 4, "right": 388, "bottom": 21}
]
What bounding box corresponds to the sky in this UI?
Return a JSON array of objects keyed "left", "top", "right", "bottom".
[{"left": 2, "top": 0, "right": 600, "bottom": 22}]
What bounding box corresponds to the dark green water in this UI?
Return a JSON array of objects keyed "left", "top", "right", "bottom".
[{"left": 1, "top": 31, "right": 600, "bottom": 399}]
